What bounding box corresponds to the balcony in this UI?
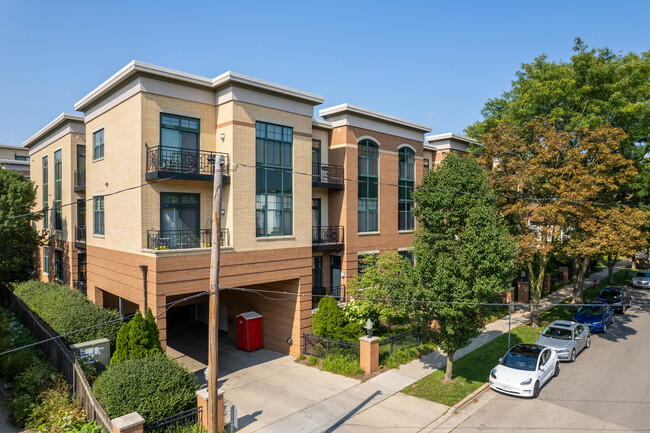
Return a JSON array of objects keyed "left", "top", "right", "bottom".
[
  {"left": 74, "top": 225, "right": 86, "bottom": 248},
  {"left": 145, "top": 146, "right": 230, "bottom": 182},
  {"left": 147, "top": 228, "right": 230, "bottom": 250},
  {"left": 312, "top": 285, "right": 346, "bottom": 309},
  {"left": 74, "top": 168, "right": 85, "bottom": 191},
  {"left": 312, "top": 163, "right": 344, "bottom": 189},
  {"left": 312, "top": 226, "right": 344, "bottom": 251}
]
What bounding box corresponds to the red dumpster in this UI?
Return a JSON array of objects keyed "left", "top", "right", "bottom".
[{"left": 237, "top": 311, "right": 264, "bottom": 352}]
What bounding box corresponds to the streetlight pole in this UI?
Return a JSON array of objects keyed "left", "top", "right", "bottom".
[{"left": 208, "top": 155, "right": 224, "bottom": 433}]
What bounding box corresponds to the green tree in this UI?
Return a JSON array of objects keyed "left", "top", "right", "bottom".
[
  {"left": 144, "top": 308, "right": 163, "bottom": 354},
  {"left": 110, "top": 309, "right": 163, "bottom": 365},
  {"left": 413, "top": 154, "right": 517, "bottom": 381},
  {"left": 0, "top": 169, "right": 47, "bottom": 282},
  {"left": 346, "top": 251, "right": 415, "bottom": 330},
  {"left": 110, "top": 320, "right": 132, "bottom": 365}
]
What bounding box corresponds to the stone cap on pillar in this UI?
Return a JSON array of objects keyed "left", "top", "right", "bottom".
[
  {"left": 359, "top": 336, "right": 380, "bottom": 344},
  {"left": 112, "top": 412, "right": 145, "bottom": 431},
  {"left": 196, "top": 387, "right": 224, "bottom": 400}
]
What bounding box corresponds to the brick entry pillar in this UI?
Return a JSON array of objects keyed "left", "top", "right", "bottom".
[
  {"left": 196, "top": 388, "right": 225, "bottom": 432},
  {"left": 359, "top": 336, "right": 379, "bottom": 374},
  {"left": 559, "top": 267, "right": 569, "bottom": 284},
  {"left": 518, "top": 281, "right": 530, "bottom": 304},
  {"left": 111, "top": 412, "right": 144, "bottom": 433}
]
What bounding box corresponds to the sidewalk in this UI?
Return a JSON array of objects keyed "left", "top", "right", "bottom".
[{"left": 257, "top": 264, "right": 623, "bottom": 433}]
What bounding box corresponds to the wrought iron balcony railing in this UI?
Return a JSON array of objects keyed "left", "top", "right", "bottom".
[
  {"left": 75, "top": 225, "right": 86, "bottom": 247},
  {"left": 74, "top": 168, "right": 85, "bottom": 190},
  {"left": 312, "top": 226, "right": 344, "bottom": 250},
  {"left": 145, "top": 145, "right": 230, "bottom": 181},
  {"left": 312, "top": 163, "right": 344, "bottom": 187},
  {"left": 147, "top": 228, "right": 230, "bottom": 250}
]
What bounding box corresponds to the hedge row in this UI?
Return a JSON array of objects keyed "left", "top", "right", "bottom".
[{"left": 12, "top": 280, "right": 121, "bottom": 348}]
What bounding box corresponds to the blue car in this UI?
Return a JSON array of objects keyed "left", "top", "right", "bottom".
[{"left": 573, "top": 302, "right": 614, "bottom": 332}]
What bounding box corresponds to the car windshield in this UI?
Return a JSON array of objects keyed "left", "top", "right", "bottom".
[
  {"left": 577, "top": 306, "right": 603, "bottom": 316},
  {"left": 599, "top": 289, "right": 622, "bottom": 300},
  {"left": 636, "top": 272, "right": 649, "bottom": 278},
  {"left": 542, "top": 326, "right": 573, "bottom": 340},
  {"left": 501, "top": 351, "right": 538, "bottom": 371}
]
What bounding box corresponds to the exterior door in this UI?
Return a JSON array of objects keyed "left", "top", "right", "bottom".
[
  {"left": 330, "top": 255, "right": 341, "bottom": 298},
  {"left": 312, "top": 199, "right": 321, "bottom": 242},
  {"left": 161, "top": 193, "right": 200, "bottom": 248}
]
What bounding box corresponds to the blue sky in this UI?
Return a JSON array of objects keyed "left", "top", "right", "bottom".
[{"left": 0, "top": 0, "right": 648, "bottom": 147}]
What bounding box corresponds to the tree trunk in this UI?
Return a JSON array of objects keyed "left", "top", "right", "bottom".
[
  {"left": 444, "top": 351, "right": 455, "bottom": 382},
  {"left": 572, "top": 256, "right": 590, "bottom": 304},
  {"left": 607, "top": 255, "right": 616, "bottom": 283},
  {"left": 528, "top": 255, "right": 548, "bottom": 327}
]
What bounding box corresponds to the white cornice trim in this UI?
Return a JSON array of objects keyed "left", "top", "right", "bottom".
[
  {"left": 74, "top": 61, "right": 324, "bottom": 112},
  {"left": 23, "top": 113, "right": 84, "bottom": 149},
  {"left": 319, "top": 103, "right": 431, "bottom": 133},
  {"left": 312, "top": 119, "right": 332, "bottom": 129},
  {"left": 426, "top": 132, "right": 481, "bottom": 146}
]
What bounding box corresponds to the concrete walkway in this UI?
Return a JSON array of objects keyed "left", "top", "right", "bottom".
[{"left": 257, "top": 264, "right": 623, "bottom": 433}]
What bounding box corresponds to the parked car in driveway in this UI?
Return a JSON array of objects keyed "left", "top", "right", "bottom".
[
  {"left": 573, "top": 302, "right": 614, "bottom": 332},
  {"left": 631, "top": 271, "right": 650, "bottom": 289},
  {"left": 534, "top": 321, "right": 590, "bottom": 362},
  {"left": 489, "top": 344, "right": 559, "bottom": 398},
  {"left": 596, "top": 287, "right": 632, "bottom": 313}
]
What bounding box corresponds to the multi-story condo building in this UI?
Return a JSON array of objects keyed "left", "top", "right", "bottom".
[
  {"left": 0, "top": 144, "right": 30, "bottom": 178},
  {"left": 23, "top": 61, "right": 473, "bottom": 356}
]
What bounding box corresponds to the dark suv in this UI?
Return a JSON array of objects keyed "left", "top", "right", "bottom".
[{"left": 595, "top": 287, "right": 632, "bottom": 313}]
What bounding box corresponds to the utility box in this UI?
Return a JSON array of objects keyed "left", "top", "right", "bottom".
[
  {"left": 237, "top": 312, "right": 263, "bottom": 352},
  {"left": 69, "top": 337, "right": 110, "bottom": 373}
]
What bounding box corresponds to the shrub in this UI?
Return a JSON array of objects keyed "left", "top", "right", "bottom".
[
  {"left": 111, "top": 309, "right": 163, "bottom": 365},
  {"left": 312, "top": 297, "right": 345, "bottom": 339},
  {"left": 67, "top": 421, "right": 104, "bottom": 433},
  {"left": 307, "top": 355, "right": 319, "bottom": 366},
  {"left": 93, "top": 354, "right": 198, "bottom": 422},
  {"left": 381, "top": 342, "right": 437, "bottom": 369},
  {"left": 5, "top": 359, "right": 61, "bottom": 426},
  {"left": 12, "top": 280, "right": 121, "bottom": 348},
  {"left": 321, "top": 353, "right": 364, "bottom": 378},
  {"left": 26, "top": 381, "right": 86, "bottom": 433}
]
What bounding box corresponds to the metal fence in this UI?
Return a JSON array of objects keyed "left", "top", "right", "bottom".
[
  {"left": 0, "top": 285, "right": 112, "bottom": 433},
  {"left": 378, "top": 328, "right": 421, "bottom": 360},
  {"left": 303, "top": 333, "right": 360, "bottom": 358},
  {"left": 143, "top": 407, "right": 202, "bottom": 433}
]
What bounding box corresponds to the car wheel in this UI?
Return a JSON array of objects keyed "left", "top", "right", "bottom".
[
  {"left": 533, "top": 381, "right": 540, "bottom": 398},
  {"left": 554, "top": 362, "right": 560, "bottom": 377},
  {"left": 586, "top": 336, "right": 591, "bottom": 348},
  {"left": 570, "top": 349, "right": 576, "bottom": 362}
]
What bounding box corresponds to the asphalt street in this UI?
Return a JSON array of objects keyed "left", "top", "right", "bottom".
[{"left": 450, "top": 287, "right": 650, "bottom": 433}]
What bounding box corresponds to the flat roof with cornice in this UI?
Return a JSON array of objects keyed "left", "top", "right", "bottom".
[
  {"left": 74, "top": 60, "right": 324, "bottom": 112},
  {"left": 426, "top": 132, "right": 479, "bottom": 145},
  {"left": 23, "top": 113, "right": 85, "bottom": 149},
  {"left": 319, "top": 103, "right": 431, "bottom": 133}
]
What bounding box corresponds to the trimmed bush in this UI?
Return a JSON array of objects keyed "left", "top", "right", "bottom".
[
  {"left": 93, "top": 354, "right": 198, "bottom": 422},
  {"left": 312, "top": 297, "right": 364, "bottom": 341},
  {"left": 110, "top": 308, "right": 163, "bottom": 365},
  {"left": 13, "top": 280, "right": 121, "bottom": 348}
]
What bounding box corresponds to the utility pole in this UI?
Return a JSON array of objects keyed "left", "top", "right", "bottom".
[{"left": 208, "top": 155, "right": 224, "bottom": 433}]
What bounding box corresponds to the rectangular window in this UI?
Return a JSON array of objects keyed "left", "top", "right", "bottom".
[
  {"left": 43, "top": 246, "right": 49, "bottom": 274},
  {"left": 93, "top": 196, "right": 104, "bottom": 235},
  {"left": 358, "top": 140, "right": 379, "bottom": 232},
  {"left": 42, "top": 156, "right": 48, "bottom": 229},
  {"left": 255, "top": 121, "right": 293, "bottom": 237},
  {"left": 357, "top": 253, "right": 378, "bottom": 275},
  {"left": 398, "top": 148, "right": 415, "bottom": 231},
  {"left": 424, "top": 158, "right": 429, "bottom": 173},
  {"left": 55, "top": 249, "right": 63, "bottom": 281},
  {"left": 16, "top": 155, "right": 29, "bottom": 161},
  {"left": 160, "top": 192, "right": 200, "bottom": 249},
  {"left": 312, "top": 139, "right": 321, "bottom": 180},
  {"left": 93, "top": 129, "right": 104, "bottom": 160},
  {"left": 54, "top": 150, "right": 62, "bottom": 230},
  {"left": 399, "top": 250, "right": 415, "bottom": 266}
]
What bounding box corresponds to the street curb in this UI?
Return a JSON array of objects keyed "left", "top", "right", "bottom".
[{"left": 451, "top": 382, "right": 491, "bottom": 414}]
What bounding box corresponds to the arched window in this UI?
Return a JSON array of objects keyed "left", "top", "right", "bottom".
[
  {"left": 358, "top": 139, "right": 379, "bottom": 232},
  {"left": 398, "top": 147, "right": 415, "bottom": 230}
]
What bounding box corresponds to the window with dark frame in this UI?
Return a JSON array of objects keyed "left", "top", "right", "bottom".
[
  {"left": 255, "top": 121, "right": 293, "bottom": 237},
  {"left": 358, "top": 139, "right": 379, "bottom": 233},
  {"left": 398, "top": 147, "right": 415, "bottom": 231},
  {"left": 93, "top": 129, "right": 104, "bottom": 160},
  {"left": 398, "top": 250, "right": 415, "bottom": 266},
  {"left": 43, "top": 246, "right": 49, "bottom": 274},
  {"left": 55, "top": 249, "right": 63, "bottom": 281},
  {"left": 93, "top": 196, "right": 104, "bottom": 235},
  {"left": 42, "top": 156, "right": 48, "bottom": 229},
  {"left": 357, "top": 253, "right": 378, "bottom": 275},
  {"left": 160, "top": 114, "right": 200, "bottom": 149},
  {"left": 54, "top": 150, "right": 62, "bottom": 230},
  {"left": 423, "top": 158, "right": 430, "bottom": 173}
]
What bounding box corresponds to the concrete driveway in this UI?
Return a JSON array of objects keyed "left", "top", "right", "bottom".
[{"left": 433, "top": 287, "right": 650, "bottom": 432}]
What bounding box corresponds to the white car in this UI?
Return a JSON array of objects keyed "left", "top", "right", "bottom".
[{"left": 489, "top": 343, "right": 559, "bottom": 398}]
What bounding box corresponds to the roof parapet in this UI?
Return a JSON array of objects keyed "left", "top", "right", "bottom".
[{"left": 23, "top": 113, "right": 84, "bottom": 149}]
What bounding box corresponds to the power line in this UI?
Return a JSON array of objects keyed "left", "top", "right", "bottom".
[{"left": 0, "top": 290, "right": 208, "bottom": 357}]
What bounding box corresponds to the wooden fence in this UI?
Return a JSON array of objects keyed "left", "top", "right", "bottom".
[{"left": 0, "top": 284, "right": 112, "bottom": 433}]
